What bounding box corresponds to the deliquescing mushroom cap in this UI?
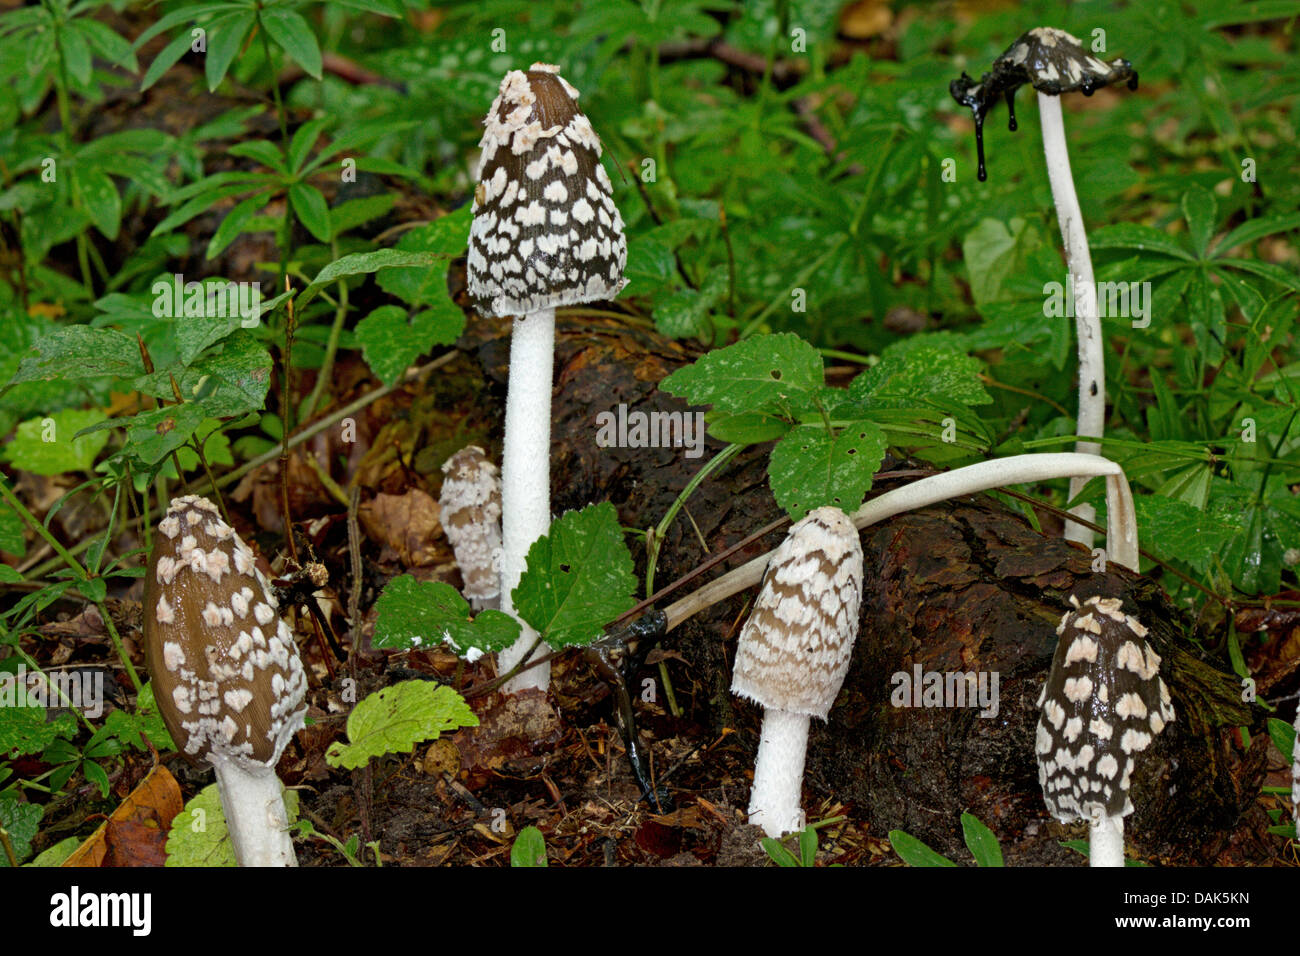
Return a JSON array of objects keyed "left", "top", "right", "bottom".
[
  {"left": 143, "top": 495, "right": 307, "bottom": 773},
  {"left": 951, "top": 26, "right": 1137, "bottom": 117},
  {"left": 439, "top": 445, "right": 503, "bottom": 606},
  {"left": 1036, "top": 595, "right": 1175, "bottom": 824},
  {"left": 731, "top": 506, "right": 864, "bottom": 721},
  {"left": 467, "top": 63, "right": 628, "bottom": 318}
]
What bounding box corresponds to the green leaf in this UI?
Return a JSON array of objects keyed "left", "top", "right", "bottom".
[
  {"left": 1268, "top": 718, "right": 1296, "bottom": 761},
  {"left": 28, "top": 836, "right": 81, "bottom": 867},
  {"left": 0, "top": 702, "right": 78, "bottom": 758},
  {"left": 1089, "top": 223, "right": 1194, "bottom": 260},
  {"left": 141, "top": 29, "right": 193, "bottom": 91},
  {"left": 1216, "top": 213, "right": 1300, "bottom": 255},
  {"left": 660, "top": 332, "right": 824, "bottom": 418},
  {"left": 165, "top": 783, "right": 299, "bottom": 867},
  {"left": 0, "top": 501, "right": 24, "bottom": 555},
  {"left": 122, "top": 403, "right": 209, "bottom": 466},
  {"left": 512, "top": 502, "right": 637, "bottom": 648},
  {"left": 102, "top": 682, "right": 175, "bottom": 752},
  {"left": 768, "top": 421, "right": 886, "bottom": 520},
  {"left": 1134, "top": 494, "right": 1242, "bottom": 575},
  {"left": 354, "top": 303, "right": 463, "bottom": 387},
  {"left": 76, "top": 169, "right": 122, "bottom": 240},
  {"left": 761, "top": 837, "right": 801, "bottom": 867},
  {"left": 3, "top": 409, "right": 109, "bottom": 474},
  {"left": 375, "top": 206, "right": 473, "bottom": 306},
  {"left": 207, "top": 193, "right": 270, "bottom": 258},
  {"left": 134, "top": 332, "right": 273, "bottom": 419},
  {"left": 228, "top": 139, "right": 286, "bottom": 170},
  {"left": 850, "top": 335, "right": 991, "bottom": 408},
  {"left": 961, "top": 217, "right": 1041, "bottom": 306},
  {"left": 653, "top": 288, "right": 712, "bottom": 339},
  {"left": 288, "top": 118, "right": 330, "bottom": 175},
  {"left": 511, "top": 826, "right": 548, "bottom": 867},
  {"left": 1181, "top": 185, "right": 1217, "bottom": 258},
  {"left": 297, "top": 249, "right": 447, "bottom": 313},
  {"left": 888, "top": 829, "right": 956, "bottom": 867},
  {"left": 704, "top": 410, "right": 793, "bottom": 445},
  {"left": 325, "top": 681, "right": 478, "bottom": 770},
  {"left": 371, "top": 575, "right": 520, "bottom": 655},
  {"left": 960, "top": 812, "right": 1003, "bottom": 867},
  {"left": 6, "top": 325, "right": 143, "bottom": 385},
  {"left": 204, "top": 11, "right": 256, "bottom": 91},
  {"left": 58, "top": 22, "right": 92, "bottom": 85},
  {"left": 260, "top": 8, "right": 322, "bottom": 79},
  {"left": 75, "top": 19, "right": 137, "bottom": 71},
  {"left": 327, "top": 0, "right": 404, "bottom": 16},
  {"left": 289, "top": 182, "right": 331, "bottom": 242},
  {"left": 0, "top": 792, "right": 42, "bottom": 865}
]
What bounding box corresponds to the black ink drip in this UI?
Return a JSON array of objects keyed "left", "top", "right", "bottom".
[{"left": 1005, "top": 87, "right": 1018, "bottom": 131}]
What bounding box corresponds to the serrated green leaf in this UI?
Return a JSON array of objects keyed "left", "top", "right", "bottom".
[
  {"left": 653, "top": 288, "right": 711, "bottom": 339},
  {"left": 6, "top": 325, "right": 144, "bottom": 385},
  {"left": 121, "top": 402, "right": 208, "bottom": 466},
  {"left": 165, "top": 783, "right": 299, "bottom": 867},
  {"left": 135, "top": 333, "right": 272, "bottom": 419},
  {"left": 768, "top": 421, "right": 886, "bottom": 520},
  {"left": 3, "top": 409, "right": 109, "bottom": 474},
  {"left": 296, "top": 249, "right": 446, "bottom": 314},
  {"left": 1134, "top": 494, "right": 1242, "bottom": 575},
  {"left": 850, "top": 335, "right": 990, "bottom": 408},
  {"left": 888, "top": 829, "right": 956, "bottom": 867},
  {"left": 354, "top": 303, "right": 463, "bottom": 386},
  {"left": 960, "top": 812, "right": 1003, "bottom": 867},
  {"left": 325, "top": 681, "right": 478, "bottom": 770},
  {"left": 0, "top": 701, "right": 78, "bottom": 758},
  {"left": 511, "top": 826, "right": 548, "bottom": 867},
  {"left": 371, "top": 575, "right": 520, "bottom": 655},
  {"left": 661, "top": 332, "right": 824, "bottom": 418},
  {"left": 1089, "top": 223, "right": 1194, "bottom": 260},
  {"left": 512, "top": 502, "right": 637, "bottom": 648},
  {"left": 0, "top": 793, "right": 42, "bottom": 865},
  {"left": 375, "top": 206, "right": 472, "bottom": 306}
]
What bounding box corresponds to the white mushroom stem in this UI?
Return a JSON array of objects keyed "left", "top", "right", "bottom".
[
  {"left": 747, "top": 710, "right": 810, "bottom": 838},
  {"left": 498, "top": 306, "right": 556, "bottom": 693},
  {"left": 1039, "top": 91, "right": 1104, "bottom": 549},
  {"left": 1291, "top": 703, "right": 1300, "bottom": 839},
  {"left": 211, "top": 756, "right": 297, "bottom": 867},
  {"left": 665, "top": 453, "right": 1138, "bottom": 632},
  {"left": 1089, "top": 813, "right": 1124, "bottom": 868}
]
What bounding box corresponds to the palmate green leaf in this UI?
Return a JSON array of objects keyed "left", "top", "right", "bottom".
[
  {"left": 58, "top": 21, "right": 92, "bottom": 85},
  {"left": 0, "top": 793, "right": 42, "bottom": 866},
  {"left": 660, "top": 332, "right": 824, "bottom": 418},
  {"left": 375, "top": 205, "right": 473, "bottom": 306},
  {"left": 768, "top": 420, "right": 886, "bottom": 520},
  {"left": 101, "top": 682, "right": 175, "bottom": 752},
  {"left": 888, "top": 829, "right": 956, "bottom": 867},
  {"left": 1216, "top": 213, "right": 1300, "bottom": 254},
  {"left": 4, "top": 409, "right": 110, "bottom": 474},
  {"left": 1208, "top": 476, "right": 1300, "bottom": 595},
  {"left": 371, "top": 575, "right": 519, "bottom": 655},
  {"left": 1089, "top": 223, "right": 1194, "bottom": 261},
  {"left": 960, "top": 813, "right": 1003, "bottom": 867},
  {"left": 1135, "top": 494, "right": 1242, "bottom": 576},
  {"left": 355, "top": 304, "right": 463, "bottom": 386},
  {"left": 5, "top": 325, "right": 144, "bottom": 386},
  {"left": 75, "top": 18, "right": 137, "bottom": 71},
  {"left": 513, "top": 502, "right": 637, "bottom": 648},
  {"left": 228, "top": 139, "right": 286, "bottom": 170},
  {"left": 325, "top": 681, "right": 478, "bottom": 771},
  {"left": 850, "top": 334, "right": 991, "bottom": 409},
  {"left": 1181, "top": 185, "right": 1217, "bottom": 258},
  {"left": 0, "top": 701, "right": 78, "bottom": 758},
  {"left": 165, "top": 784, "right": 299, "bottom": 867},
  {"left": 260, "top": 7, "right": 322, "bottom": 79}
]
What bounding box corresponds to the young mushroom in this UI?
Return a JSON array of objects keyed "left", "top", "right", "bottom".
[
  {"left": 1036, "top": 595, "right": 1174, "bottom": 867},
  {"left": 467, "top": 63, "right": 628, "bottom": 693},
  {"left": 951, "top": 28, "right": 1139, "bottom": 547},
  {"left": 439, "top": 446, "right": 503, "bottom": 612},
  {"left": 731, "top": 506, "right": 863, "bottom": 838},
  {"left": 144, "top": 495, "right": 307, "bottom": 866}
]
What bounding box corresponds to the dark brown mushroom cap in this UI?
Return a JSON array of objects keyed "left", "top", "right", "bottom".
[
  {"left": 731, "top": 507, "right": 864, "bottom": 720},
  {"left": 1035, "top": 595, "right": 1175, "bottom": 823},
  {"left": 467, "top": 63, "right": 628, "bottom": 318},
  {"left": 143, "top": 495, "right": 306, "bottom": 771}
]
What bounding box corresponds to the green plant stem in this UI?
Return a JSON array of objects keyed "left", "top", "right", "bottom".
[
  {"left": 645, "top": 442, "right": 743, "bottom": 597},
  {"left": 302, "top": 240, "right": 350, "bottom": 420}
]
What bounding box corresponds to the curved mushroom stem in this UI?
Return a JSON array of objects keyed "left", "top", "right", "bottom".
[
  {"left": 211, "top": 756, "right": 297, "bottom": 867},
  {"left": 748, "top": 709, "right": 810, "bottom": 838},
  {"left": 1089, "top": 813, "right": 1125, "bottom": 868},
  {"left": 664, "top": 453, "right": 1138, "bottom": 632},
  {"left": 1291, "top": 704, "right": 1300, "bottom": 839},
  {"left": 1038, "top": 91, "right": 1104, "bottom": 549},
  {"left": 498, "top": 307, "right": 556, "bottom": 693}
]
